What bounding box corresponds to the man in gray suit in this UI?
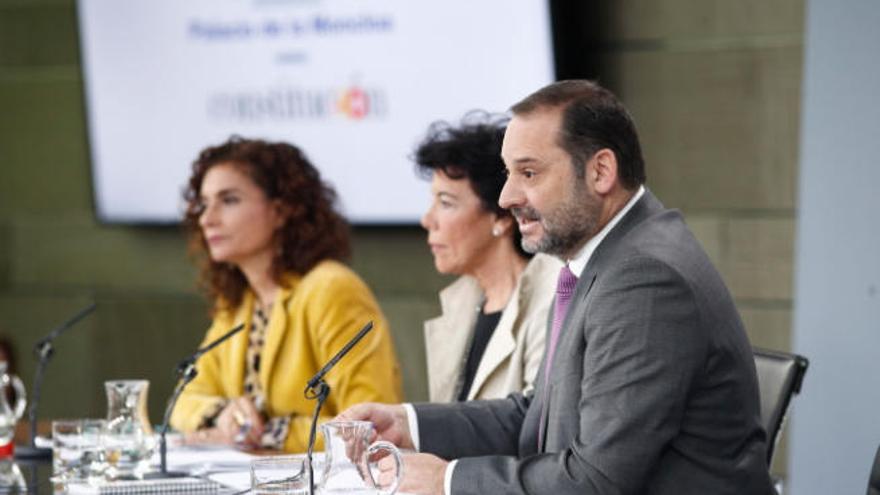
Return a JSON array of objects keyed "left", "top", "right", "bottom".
[{"left": 340, "top": 80, "right": 774, "bottom": 494}]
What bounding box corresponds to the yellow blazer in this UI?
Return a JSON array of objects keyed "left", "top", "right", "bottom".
[{"left": 169, "top": 260, "right": 402, "bottom": 452}]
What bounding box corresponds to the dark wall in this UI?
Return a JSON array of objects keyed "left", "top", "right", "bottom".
[
  {"left": 0, "top": 0, "right": 446, "bottom": 423},
  {"left": 1, "top": 0, "right": 804, "bottom": 479}
]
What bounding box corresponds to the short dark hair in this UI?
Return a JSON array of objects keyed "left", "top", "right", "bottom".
[
  {"left": 413, "top": 111, "right": 528, "bottom": 258},
  {"left": 183, "top": 136, "right": 351, "bottom": 309},
  {"left": 511, "top": 80, "right": 646, "bottom": 189}
]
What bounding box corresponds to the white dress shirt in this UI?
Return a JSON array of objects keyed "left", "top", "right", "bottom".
[{"left": 568, "top": 185, "right": 645, "bottom": 277}]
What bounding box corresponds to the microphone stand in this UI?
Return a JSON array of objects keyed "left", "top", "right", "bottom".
[
  {"left": 151, "top": 365, "right": 198, "bottom": 478},
  {"left": 303, "top": 321, "right": 374, "bottom": 495},
  {"left": 147, "top": 322, "right": 245, "bottom": 479},
  {"left": 16, "top": 302, "right": 96, "bottom": 460},
  {"left": 305, "top": 382, "right": 330, "bottom": 495}
]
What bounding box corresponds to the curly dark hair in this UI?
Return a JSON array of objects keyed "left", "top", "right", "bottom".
[
  {"left": 413, "top": 111, "right": 528, "bottom": 258},
  {"left": 183, "top": 136, "right": 351, "bottom": 309}
]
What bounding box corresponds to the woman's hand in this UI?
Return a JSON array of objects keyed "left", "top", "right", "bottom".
[{"left": 188, "top": 397, "right": 266, "bottom": 448}]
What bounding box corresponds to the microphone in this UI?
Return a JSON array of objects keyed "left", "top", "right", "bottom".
[
  {"left": 32, "top": 303, "right": 97, "bottom": 360},
  {"left": 304, "top": 320, "right": 374, "bottom": 495},
  {"left": 175, "top": 322, "right": 246, "bottom": 376},
  {"left": 305, "top": 321, "right": 374, "bottom": 391},
  {"left": 15, "top": 302, "right": 97, "bottom": 460},
  {"left": 149, "top": 322, "right": 246, "bottom": 478}
]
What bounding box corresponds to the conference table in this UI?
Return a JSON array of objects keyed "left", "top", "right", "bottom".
[
  {"left": 9, "top": 421, "right": 260, "bottom": 493},
  {"left": 10, "top": 421, "right": 411, "bottom": 494},
  {"left": 12, "top": 445, "right": 410, "bottom": 494},
  {"left": 12, "top": 445, "right": 255, "bottom": 494}
]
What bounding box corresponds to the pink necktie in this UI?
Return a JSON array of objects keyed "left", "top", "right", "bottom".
[{"left": 537, "top": 265, "right": 578, "bottom": 449}]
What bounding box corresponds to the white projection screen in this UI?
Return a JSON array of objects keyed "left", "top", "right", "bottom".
[{"left": 76, "top": 0, "right": 555, "bottom": 224}]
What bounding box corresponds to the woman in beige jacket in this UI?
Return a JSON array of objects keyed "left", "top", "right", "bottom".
[{"left": 414, "top": 112, "right": 561, "bottom": 402}]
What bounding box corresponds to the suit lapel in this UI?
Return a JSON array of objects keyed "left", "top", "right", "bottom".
[
  {"left": 533, "top": 189, "right": 663, "bottom": 452},
  {"left": 535, "top": 271, "right": 596, "bottom": 452},
  {"left": 424, "top": 277, "right": 481, "bottom": 402},
  {"left": 466, "top": 282, "right": 520, "bottom": 400},
  {"left": 225, "top": 296, "right": 254, "bottom": 396},
  {"left": 581, "top": 189, "right": 663, "bottom": 277},
  {"left": 520, "top": 296, "right": 554, "bottom": 454},
  {"left": 259, "top": 274, "right": 301, "bottom": 389}
]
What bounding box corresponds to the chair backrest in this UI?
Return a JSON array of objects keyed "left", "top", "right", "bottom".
[
  {"left": 753, "top": 347, "right": 809, "bottom": 465},
  {"left": 868, "top": 445, "right": 880, "bottom": 495}
]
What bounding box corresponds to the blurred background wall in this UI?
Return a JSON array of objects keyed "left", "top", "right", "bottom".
[
  {"left": 789, "top": 0, "right": 880, "bottom": 493},
  {"left": 1, "top": 0, "right": 806, "bottom": 483},
  {"left": 584, "top": 2, "right": 804, "bottom": 480}
]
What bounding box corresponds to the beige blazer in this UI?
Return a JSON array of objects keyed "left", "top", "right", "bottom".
[{"left": 424, "top": 253, "right": 562, "bottom": 402}]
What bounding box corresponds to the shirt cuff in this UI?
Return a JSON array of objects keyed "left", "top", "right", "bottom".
[
  {"left": 444, "top": 459, "right": 458, "bottom": 495},
  {"left": 402, "top": 403, "right": 420, "bottom": 451}
]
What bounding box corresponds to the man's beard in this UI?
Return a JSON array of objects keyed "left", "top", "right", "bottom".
[{"left": 512, "top": 181, "right": 600, "bottom": 258}]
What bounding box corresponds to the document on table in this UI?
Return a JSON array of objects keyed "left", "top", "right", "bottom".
[
  {"left": 155, "top": 444, "right": 258, "bottom": 476},
  {"left": 66, "top": 476, "right": 223, "bottom": 494},
  {"left": 208, "top": 470, "right": 250, "bottom": 491},
  {"left": 207, "top": 470, "right": 420, "bottom": 495}
]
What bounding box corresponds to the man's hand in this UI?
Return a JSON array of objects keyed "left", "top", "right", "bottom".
[
  {"left": 378, "top": 453, "right": 447, "bottom": 495},
  {"left": 336, "top": 403, "right": 414, "bottom": 450}
]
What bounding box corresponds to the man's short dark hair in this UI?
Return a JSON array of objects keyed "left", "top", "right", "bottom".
[{"left": 511, "top": 80, "right": 646, "bottom": 189}]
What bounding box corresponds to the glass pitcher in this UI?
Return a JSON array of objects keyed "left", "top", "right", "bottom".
[
  {"left": 319, "top": 420, "right": 403, "bottom": 494},
  {"left": 0, "top": 361, "right": 26, "bottom": 449},
  {"left": 104, "top": 380, "right": 154, "bottom": 478}
]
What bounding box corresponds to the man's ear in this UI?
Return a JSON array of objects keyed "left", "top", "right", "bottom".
[{"left": 589, "top": 148, "right": 619, "bottom": 195}]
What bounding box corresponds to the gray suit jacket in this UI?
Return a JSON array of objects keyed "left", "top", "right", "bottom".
[{"left": 414, "top": 191, "right": 774, "bottom": 494}]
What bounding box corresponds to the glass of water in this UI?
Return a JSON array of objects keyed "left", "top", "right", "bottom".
[
  {"left": 251, "top": 455, "right": 310, "bottom": 494},
  {"left": 52, "top": 419, "right": 108, "bottom": 484},
  {"left": 79, "top": 419, "right": 109, "bottom": 482},
  {"left": 52, "top": 419, "right": 81, "bottom": 481}
]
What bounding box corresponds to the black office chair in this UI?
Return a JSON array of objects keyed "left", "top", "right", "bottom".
[
  {"left": 753, "top": 347, "right": 809, "bottom": 465},
  {"left": 867, "top": 444, "right": 880, "bottom": 495}
]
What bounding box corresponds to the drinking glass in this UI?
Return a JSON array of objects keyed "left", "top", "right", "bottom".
[
  {"left": 52, "top": 419, "right": 81, "bottom": 481},
  {"left": 79, "top": 419, "right": 109, "bottom": 482},
  {"left": 52, "top": 419, "right": 108, "bottom": 483},
  {"left": 251, "top": 455, "right": 310, "bottom": 495}
]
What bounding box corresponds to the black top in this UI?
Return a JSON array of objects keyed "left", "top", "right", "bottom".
[{"left": 457, "top": 309, "right": 503, "bottom": 401}]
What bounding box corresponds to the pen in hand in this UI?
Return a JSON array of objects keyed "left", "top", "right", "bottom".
[{"left": 233, "top": 410, "right": 253, "bottom": 447}]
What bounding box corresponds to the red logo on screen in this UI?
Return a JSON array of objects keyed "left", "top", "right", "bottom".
[
  {"left": 207, "top": 83, "right": 387, "bottom": 122},
  {"left": 337, "top": 86, "right": 369, "bottom": 119}
]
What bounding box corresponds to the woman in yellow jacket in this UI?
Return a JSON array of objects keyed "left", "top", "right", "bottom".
[{"left": 170, "top": 136, "right": 402, "bottom": 453}]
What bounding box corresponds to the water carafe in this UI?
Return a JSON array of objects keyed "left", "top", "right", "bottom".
[
  {"left": 104, "top": 379, "right": 154, "bottom": 478},
  {"left": 0, "top": 361, "right": 26, "bottom": 449},
  {"left": 319, "top": 420, "right": 402, "bottom": 494},
  {"left": 0, "top": 362, "right": 26, "bottom": 490}
]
